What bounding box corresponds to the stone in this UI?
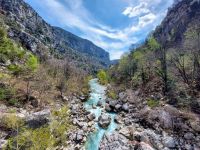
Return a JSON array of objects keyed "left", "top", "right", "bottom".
[
  {"left": 98, "top": 114, "right": 111, "bottom": 129},
  {"left": 105, "top": 103, "right": 112, "bottom": 112},
  {"left": 138, "top": 142, "right": 156, "bottom": 150},
  {"left": 115, "top": 104, "right": 122, "bottom": 112},
  {"left": 79, "top": 95, "right": 87, "bottom": 102},
  {"left": 184, "top": 133, "right": 194, "bottom": 140},
  {"left": 114, "top": 115, "right": 122, "bottom": 124},
  {"left": 109, "top": 100, "right": 117, "bottom": 108},
  {"left": 0, "top": 139, "right": 7, "bottom": 149},
  {"left": 118, "top": 92, "right": 127, "bottom": 100},
  {"left": 26, "top": 109, "right": 50, "bottom": 128},
  {"left": 97, "top": 101, "right": 103, "bottom": 107},
  {"left": 163, "top": 136, "right": 176, "bottom": 148},
  {"left": 87, "top": 113, "right": 96, "bottom": 121},
  {"left": 119, "top": 126, "right": 134, "bottom": 140},
  {"left": 122, "top": 103, "right": 129, "bottom": 112},
  {"left": 75, "top": 130, "right": 84, "bottom": 143},
  {"left": 190, "top": 121, "right": 200, "bottom": 132}
]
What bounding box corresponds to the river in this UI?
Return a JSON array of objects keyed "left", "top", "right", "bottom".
[{"left": 84, "top": 79, "right": 117, "bottom": 150}]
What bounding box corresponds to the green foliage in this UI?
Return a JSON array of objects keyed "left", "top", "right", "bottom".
[
  {"left": 0, "top": 86, "right": 16, "bottom": 104},
  {"left": 118, "top": 54, "right": 137, "bottom": 80},
  {"left": 5, "top": 107, "right": 71, "bottom": 149},
  {"left": 7, "top": 126, "right": 54, "bottom": 150},
  {"left": 0, "top": 114, "right": 24, "bottom": 130},
  {"left": 8, "top": 98, "right": 18, "bottom": 106},
  {"left": 25, "top": 54, "right": 38, "bottom": 72},
  {"left": 107, "top": 90, "right": 117, "bottom": 99},
  {"left": 0, "top": 27, "right": 38, "bottom": 75},
  {"left": 148, "top": 37, "right": 160, "bottom": 51},
  {"left": 7, "top": 64, "right": 23, "bottom": 76},
  {"left": 147, "top": 99, "right": 159, "bottom": 108},
  {"left": 97, "top": 69, "right": 109, "bottom": 85},
  {"left": 82, "top": 75, "right": 93, "bottom": 95}
]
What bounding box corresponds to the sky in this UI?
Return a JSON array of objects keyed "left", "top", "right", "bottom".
[{"left": 25, "top": 0, "right": 174, "bottom": 60}]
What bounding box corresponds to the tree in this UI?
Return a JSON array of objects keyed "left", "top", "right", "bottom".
[
  {"left": 97, "top": 69, "right": 108, "bottom": 85},
  {"left": 118, "top": 54, "right": 137, "bottom": 86},
  {"left": 1, "top": 114, "right": 24, "bottom": 150},
  {"left": 185, "top": 26, "right": 200, "bottom": 90},
  {"left": 148, "top": 36, "right": 168, "bottom": 95}
]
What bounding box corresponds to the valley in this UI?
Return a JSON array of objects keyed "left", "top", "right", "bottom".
[{"left": 0, "top": 0, "right": 200, "bottom": 150}]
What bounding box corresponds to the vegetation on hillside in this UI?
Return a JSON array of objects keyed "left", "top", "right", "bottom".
[{"left": 108, "top": 25, "right": 200, "bottom": 112}]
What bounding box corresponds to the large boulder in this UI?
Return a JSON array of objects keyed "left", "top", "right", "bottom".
[
  {"left": 26, "top": 109, "right": 50, "bottom": 128},
  {"left": 98, "top": 114, "right": 111, "bottom": 129}
]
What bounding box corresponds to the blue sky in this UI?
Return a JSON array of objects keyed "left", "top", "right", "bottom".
[{"left": 25, "top": 0, "right": 174, "bottom": 60}]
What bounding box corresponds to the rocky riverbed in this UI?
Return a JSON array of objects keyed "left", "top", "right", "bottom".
[
  {"left": 99, "top": 89, "right": 200, "bottom": 150},
  {"left": 1, "top": 80, "right": 200, "bottom": 150}
]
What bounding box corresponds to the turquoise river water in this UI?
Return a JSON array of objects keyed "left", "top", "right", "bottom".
[{"left": 84, "top": 79, "right": 117, "bottom": 150}]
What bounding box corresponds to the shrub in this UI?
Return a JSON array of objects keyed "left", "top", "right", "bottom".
[
  {"left": 0, "top": 87, "right": 15, "bottom": 101},
  {"left": 147, "top": 99, "right": 159, "bottom": 108},
  {"left": 7, "top": 64, "right": 23, "bottom": 76},
  {"left": 0, "top": 114, "right": 24, "bottom": 130},
  {"left": 25, "top": 54, "right": 38, "bottom": 72},
  {"left": 5, "top": 107, "right": 71, "bottom": 149},
  {"left": 8, "top": 98, "right": 18, "bottom": 106},
  {"left": 107, "top": 90, "right": 117, "bottom": 99},
  {"left": 97, "top": 69, "right": 108, "bottom": 85}
]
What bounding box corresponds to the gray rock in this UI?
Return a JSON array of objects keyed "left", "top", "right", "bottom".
[
  {"left": 109, "top": 101, "right": 118, "bottom": 108},
  {"left": 118, "top": 92, "right": 127, "bottom": 100},
  {"left": 163, "top": 136, "right": 176, "bottom": 148},
  {"left": 138, "top": 142, "right": 156, "bottom": 150},
  {"left": 122, "top": 103, "right": 129, "bottom": 112},
  {"left": 97, "top": 101, "right": 103, "bottom": 107},
  {"left": 87, "top": 113, "right": 96, "bottom": 121},
  {"left": 26, "top": 109, "right": 50, "bottom": 128},
  {"left": 105, "top": 103, "right": 112, "bottom": 112},
  {"left": 75, "top": 130, "right": 84, "bottom": 143},
  {"left": 114, "top": 115, "right": 122, "bottom": 124},
  {"left": 115, "top": 104, "right": 122, "bottom": 112},
  {"left": 0, "top": 139, "right": 7, "bottom": 149},
  {"left": 98, "top": 114, "right": 111, "bottom": 129},
  {"left": 184, "top": 133, "right": 194, "bottom": 140}
]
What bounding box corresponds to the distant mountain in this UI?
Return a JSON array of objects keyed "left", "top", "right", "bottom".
[
  {"left": 0, "top": 0, "right": 110, "bottom": 72},
  {"left": 110, "top": 59, "right": 119, "bottom": 65}
]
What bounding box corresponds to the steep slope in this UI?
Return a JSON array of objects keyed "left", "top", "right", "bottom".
[
  {"left": 153, "top": 0, "right": 200, "bottom": 47},
  {"left": 0, "top": 0, "right": 110, "bottom": 71}
]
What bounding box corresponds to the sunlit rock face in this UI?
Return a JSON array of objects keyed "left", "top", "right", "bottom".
[{"left": 0, "top": 0, "right": 110, "bottom": 72}]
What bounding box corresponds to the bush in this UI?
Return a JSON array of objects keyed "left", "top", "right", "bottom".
[
  {"left": 0, "top": 114, "right": 24, "bottom": 130},
  {"left": 97, "top": 69, "right": 109, "bottom": 85},
  {"left": 147, "top": 99, "right": 159, "bottom": 108},
  {"left": 5, "top": 107, "right": 71, "bottom": 149},
  {"left": 25, "top": 54, "right": 38, "bottom": 72},
  {"left": 0, "top": 87, "right": 15, "bottom": 101},
  {"left": 7, "top": 64, "right": 23, "bottom": 76},
  {"left": 107, "top": 90, "right": 117, "bottom": 99},
  {"left": 8, "top": 98, "right": 18, "bottom": 106}
]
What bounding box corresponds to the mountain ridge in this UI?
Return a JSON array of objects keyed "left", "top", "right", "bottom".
[{"left": 0, "top": 0, "right": 110, "bottom": 71}]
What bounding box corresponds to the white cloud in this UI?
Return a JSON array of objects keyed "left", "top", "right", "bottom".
[
  {"left": 122, "top": 2, "right": 150, "bottom": 18},
  {"left": 26, "top": 0, "right": 173, "bottom": 60}
]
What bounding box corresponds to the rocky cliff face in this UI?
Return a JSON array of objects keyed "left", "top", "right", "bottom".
[
  {"left": 154, "top": 0, "right": 200, "bottom": 47},
  {"left": 0, "top": 0, "right": 110, "bottom": 71}
]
